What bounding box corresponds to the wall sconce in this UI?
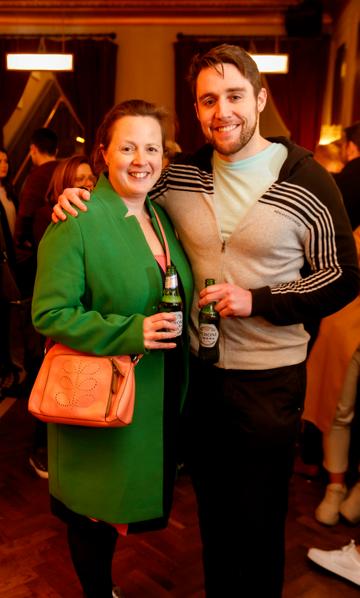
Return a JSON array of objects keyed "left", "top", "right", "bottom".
[
  {"left": 6, "top": 53, "right": 74, "bottom": 71},
  {"left": 250, "top": 54, "right": 289, "bottom": 74}
]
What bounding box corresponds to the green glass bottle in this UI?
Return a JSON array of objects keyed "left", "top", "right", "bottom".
[
  {"left": 198, "top": 278, "right": 220, "bottom": 363},
  {"left": 158, "top": 265, "right": 183, "bottom": 343}
]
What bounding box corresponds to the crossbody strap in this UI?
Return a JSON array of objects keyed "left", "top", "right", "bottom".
[{"left": 152, "top": 207, "right": 171, "bottom": 268}]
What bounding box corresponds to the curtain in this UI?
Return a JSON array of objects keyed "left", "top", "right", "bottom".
[
  {"left": 48, "top": 37, "right": 118, "bottom": 156},
  {"left": 269, "top": 36, "right": 330, "bottom": 150},
  {"left": 174, "top": 35, "right": 330, "bottom": 153}
]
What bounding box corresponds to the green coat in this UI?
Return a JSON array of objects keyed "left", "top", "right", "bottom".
[{"left": 32, "top": 174, "right": 193, "bottom": 524}]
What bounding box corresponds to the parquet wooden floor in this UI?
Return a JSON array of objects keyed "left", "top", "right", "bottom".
[{"left": 1, "top": 397, "right": 360, "bottom": 597}]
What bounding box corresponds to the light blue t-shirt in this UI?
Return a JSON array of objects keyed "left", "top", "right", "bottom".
[{"left": 213, "top": 142, "right": 288, "bottom": 239}]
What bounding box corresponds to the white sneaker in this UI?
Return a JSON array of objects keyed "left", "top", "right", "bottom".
[
  {"left": 315, "top": 483, "right": 347, "bottom": 525},
  {"left": 340, "top": 482, "right": 360, "bottom": 524},
  {"left": 308, "top": 540, "right": 360, "bottom": 586}
]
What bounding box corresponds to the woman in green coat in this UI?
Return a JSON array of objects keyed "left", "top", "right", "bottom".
[{"left": 32, "top": 100, "right": 193, "bottom": 598}]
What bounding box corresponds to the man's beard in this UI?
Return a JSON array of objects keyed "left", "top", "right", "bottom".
[{"left": 209, "top": 117, "right": 257, "bottom": 157}]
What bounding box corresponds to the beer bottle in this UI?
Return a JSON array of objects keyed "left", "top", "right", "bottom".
[
  {"left": 198, "top": 278, "right": 220, "bottom": 363},
  {"left": 158, "top": 265, "right": 183, "bottom": 343}
]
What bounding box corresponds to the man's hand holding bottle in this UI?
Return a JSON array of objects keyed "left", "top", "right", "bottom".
[{"left": 199, "top": 282, "right": 252, "bottom": 318}]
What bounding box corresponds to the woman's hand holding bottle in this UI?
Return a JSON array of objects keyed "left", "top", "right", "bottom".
[{"left": 143, "top": 313, "right": 177, "bottom": 350}]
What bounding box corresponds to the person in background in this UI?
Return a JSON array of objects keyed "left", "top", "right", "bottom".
[
  {"left": 12, "top": 128, "right": 58, "bottom": 477},
  {"left": 0, "top": 148, "right": 20, "bottom": 395},
  {"left": 34, "top": 154, "right": 96, "bottom": 247},
  {"left": 334, "top": 121, "right": 360, "bottom": 231},
  {"left": 14, "top": 128, "right": 58, "bottom": 297},
  {"left": 31, "top": 99, "right": 193, "bottom": 598},
  {"left": 53, "top": 44, "right": 359, "bottom": 597},
  {"left": 313, "top": 140, "right": 344, "bottom": 174},
  {"left": 0, "top": 147, "right": 17, "bottom": 236},
  {"left": 308, "top": 121, "right": 360, "bottom": 586},
  {"left": 303, "top": 225, "right": 360, "bottom": 526},
  {"left": 302, "top": 123, "right": 360, "bottom": 528},
  {"left": 28, "top": 154, "right": 96, "bottom": 480}
]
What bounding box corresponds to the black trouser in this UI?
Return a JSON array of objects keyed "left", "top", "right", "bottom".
[
  {"left": 185, "top": 357, "right": 306, "bottom": 598},
  {"left": 67, "top": 519, "right": 118, "bottom": 598}
]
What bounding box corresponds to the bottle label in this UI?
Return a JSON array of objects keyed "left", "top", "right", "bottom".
[
  {"left": 199, "top": 323, "right": 219, "bottom": 348},
  {"left": 173, "top": 311, "right": 183, "bottom": 337},
  {"left": 165, "top": 274, "right": 178, "bottom": 289}
]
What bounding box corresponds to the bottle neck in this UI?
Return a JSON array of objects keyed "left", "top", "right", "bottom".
[{"left": 202, "top": 302, "right": 217, "bottom": 313}]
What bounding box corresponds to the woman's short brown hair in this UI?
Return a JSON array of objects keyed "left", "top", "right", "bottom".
[{"left": 92, "top": 99, "right": 168, "bottom": 176}]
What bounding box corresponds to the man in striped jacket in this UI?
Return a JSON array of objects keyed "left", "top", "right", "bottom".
[
  {"left": 153, "top": 44, "right": 359, "bottom": 598},
  {"left": 55, "top": 44, "right": 359, "bottom": 598}
]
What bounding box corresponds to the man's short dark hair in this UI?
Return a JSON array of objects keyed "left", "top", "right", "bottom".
[
  {"left": 30, "top": 128, "right": 58, "bottom": 156},
  {"left": 344, "top": 121, "right": 360, "bottom": 151},
  {"left": 188, "top": 44, "right": 263, "bottom": 100}
]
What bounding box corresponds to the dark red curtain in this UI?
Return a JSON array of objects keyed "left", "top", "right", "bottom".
[
  {"left": 0, "top": 38, "right": 39, "bottom": 147},
  {"left": 48, "top": 37, "right": 118, "bottom": 156},
  {"left": 268, "top": 36, "right": 330, "bottom": 150},
  {"left": 174, "top": 35, "right": 330, "bottom": 153}
]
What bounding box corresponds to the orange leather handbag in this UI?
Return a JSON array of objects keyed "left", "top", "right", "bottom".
[{"left": 28, "top": 343, "right": 141, "bottom": 427}]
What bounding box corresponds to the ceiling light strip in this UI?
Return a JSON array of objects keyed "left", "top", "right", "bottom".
[
  {"left": 6, "top": 53, "right": 73, "bottom": 71},
  {"left": 250, "top": 54, "right": 289, "bottom": 73}
]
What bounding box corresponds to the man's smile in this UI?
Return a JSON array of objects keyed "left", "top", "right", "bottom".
[{"left": 214, "top": 124, "right": 238, "bottom": 133}]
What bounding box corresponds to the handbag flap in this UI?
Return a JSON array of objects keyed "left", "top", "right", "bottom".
[{"left": 29, "top": 344, "right": 137, "bottom": 427}]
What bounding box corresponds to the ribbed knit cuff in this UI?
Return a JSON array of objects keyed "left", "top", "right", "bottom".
[{"left": 250, "top": 286, "right": 272, "bottom": 317}]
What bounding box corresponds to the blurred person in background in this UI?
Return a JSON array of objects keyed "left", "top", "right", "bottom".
[
  {"left": 28, "top": 154, "right": 96, "bottom": 480},
  {"left": 301, "top": 124, "right": 360, "bottom": 504},
  {"left": 34, "top": 154, "right": 96, "bottom": 246},
  {"left": 15, "top": 128, "right": 58, "bottom": 297},
  {"left": 334, "top": 121, "right": 360, "bottom": 231},
  {"left": 313, "top": 140, "right": 344, "bottom": 174},
  {"left": 6, "top": 130, "right": 59, "bottom": 405},
  {"left": 305, "top": 125, "right": 360, "bottom": 587},
  {"left": 303, "top": 225, "right": 360, "bottom": 526},
  {"left": 0, "top": 147, "right": 17, "bottom": 236},
  {"left": 0, "top": 147, "right": 20, "bottom": 397}
]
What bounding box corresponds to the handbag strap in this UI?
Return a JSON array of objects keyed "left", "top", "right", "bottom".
[{"left": 152, "top": 207, "right": 171, "bottom": 268}]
